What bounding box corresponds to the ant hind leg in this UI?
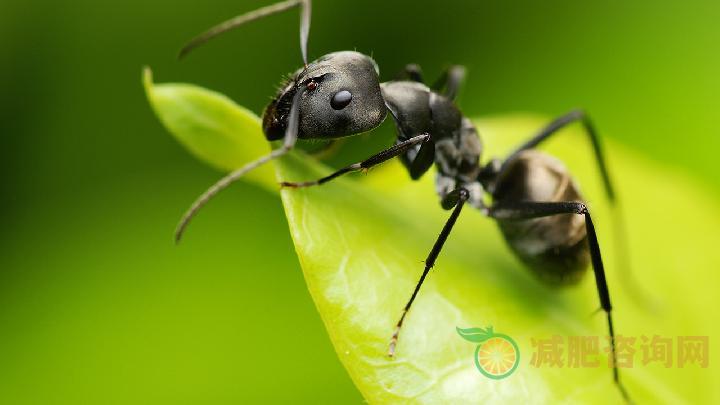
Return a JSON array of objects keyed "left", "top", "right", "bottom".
[{"left": 487, "top": 200, "right": 633, "bottom": 403}]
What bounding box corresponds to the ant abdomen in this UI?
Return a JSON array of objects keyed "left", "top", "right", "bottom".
[{"left": 493, "top": 150, "right": 590, "bottom": 284}]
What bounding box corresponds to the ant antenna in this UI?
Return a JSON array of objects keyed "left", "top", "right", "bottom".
[
  {"left": 178, "top": 0, "right": 311, "bottom": 65},
  {"left": 299, "top": 0, "right": 311, "bottom": 66},
  {"left": 174, "top": 84, "right": 306, "bottom": 243}
]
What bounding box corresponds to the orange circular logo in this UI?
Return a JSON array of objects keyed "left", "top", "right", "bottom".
[{"left": 458, "top": 326, "right": 520, "bottom": 379}]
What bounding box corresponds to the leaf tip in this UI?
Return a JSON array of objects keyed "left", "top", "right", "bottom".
[{"left": 142, "top": 66, "right": 154, "bottom": 95}]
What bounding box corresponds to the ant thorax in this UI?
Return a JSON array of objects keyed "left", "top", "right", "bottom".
[{"left": 433, "top": 117, "right": 485, "bottom": 209}]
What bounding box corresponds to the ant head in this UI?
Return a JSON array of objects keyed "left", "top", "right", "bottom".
[
  {"left": 174, "top": 2, "right": 390, "bottom": 243},
  {"left": 263, "top": 51, "right": 387, "bottom": 141},
  {"left": 179, "top": 2, "right": 386, "bottom": 141}
]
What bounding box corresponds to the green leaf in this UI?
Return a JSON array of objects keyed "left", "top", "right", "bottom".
[
  {"left": 456, "top": 327, "right": 492, "bottom": 343},
  {"left": 142, "top": 67, "right": 274, "bottom": 188},
  {"left": 144, "top": 72, "right": 720, "bottom": 403}
]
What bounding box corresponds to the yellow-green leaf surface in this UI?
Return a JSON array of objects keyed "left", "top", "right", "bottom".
[
  {"left": 143, "top": 67, "right": 274, "bottom": 185},
  {"left": 144, "top": 71, "right": 719, "bottom": 404}
]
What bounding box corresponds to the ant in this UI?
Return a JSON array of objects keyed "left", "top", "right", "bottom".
[{"left": 174, "top": 0, "right": 631, "bottom": 401}]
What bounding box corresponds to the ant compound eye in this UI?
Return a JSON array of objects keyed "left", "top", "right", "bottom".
[{"left": 330, "top": 90, "right": 352, "bottom": 110}]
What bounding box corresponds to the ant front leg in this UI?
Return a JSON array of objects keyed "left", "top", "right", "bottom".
[
  {"left": 487, "top": 201, "right": 632, "bottom": 402},
  {"left": 280, "top": 134, "right": 430, "bottom": 188},
  {"left": 389, "top": 188, "right": 469, "bottom": 357}
]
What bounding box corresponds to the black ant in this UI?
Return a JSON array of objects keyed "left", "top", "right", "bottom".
[{"left": 174, "top": 0, "right": 631, "bottom": 401}]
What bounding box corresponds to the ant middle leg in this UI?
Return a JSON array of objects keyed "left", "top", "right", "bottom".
[
  {"left": 487, "top": 200, "right": 632, "bottom": 402},
  {"left": 389, "top": 188, "right": 469, "bottom": 357},
  {"left": 280, "top": 133, "right": 430, "bottom": 188}
]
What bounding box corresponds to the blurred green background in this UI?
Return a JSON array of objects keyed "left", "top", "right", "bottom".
[{"left": 1, "top": 0, "right": 719, "bottom": 403}]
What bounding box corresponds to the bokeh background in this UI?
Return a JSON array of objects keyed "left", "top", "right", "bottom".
[{"left": 2, "top": 0, "right": 719, "bottom": 403}]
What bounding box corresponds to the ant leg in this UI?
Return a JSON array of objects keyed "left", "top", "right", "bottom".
[
  {"left": 487, "top": 201, "right": 632, "bottom": 402},
  {"left": 497, "top": 110, "right": 654, "bottom": 309},
  {"left": 431, "top": 65, "right": 466, "bottom": 101},
  {"left": 395, "top": 64, "right": 424, "bottom": 83},
  {"left": 395, "top": 64, "right": 465, "bottom": 100},
  {"left": 400, "top": 133, "right": 436, "bottom": 180},
  {"left": 500, "top": 109, "right": 614, "bottom": 202},
  {"left": 280, "top": 133, "right": 430, "bottom": 188},
  {"left": 389, "top": 188, "right": 469, "bottom": 357}
]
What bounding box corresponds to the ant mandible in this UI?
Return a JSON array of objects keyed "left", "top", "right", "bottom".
[{"left": 174, "top": 0, "right": 631, "bottom": 400}]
